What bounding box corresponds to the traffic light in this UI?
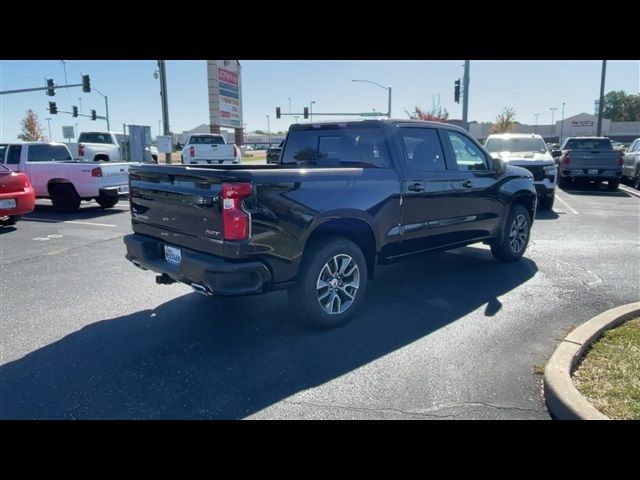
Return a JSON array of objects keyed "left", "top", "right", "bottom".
[
  {"left": 303, "top": 107, "right": 309, "bottom": 119},
  {"left": 454, "top": 79, "right": 461, "bottom": 104},
  {"left": 82, "top": 75, "right": 91, "bottom": 93},
  {"left": 49, "top": 102, "right": 58, "bottom": 114},
  {"left": 46, "top": 78, "right": 55, "bottom": 96},
  {"left": 276, "top": 107, "right": 281, "bottom": 119},
  {"left": 72, "top": 106, "right": 78, "bottom": 117},
  {"left": 91, "top": 109, "right": 97, "bottom": 121}
]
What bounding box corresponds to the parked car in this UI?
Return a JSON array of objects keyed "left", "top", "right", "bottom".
[
  {"left": 124, "top": 119, "right": 536, "bottom": 329},
  {"left": 622, "top": 137, "right": 640, "bottom": 189},
  {"left": 0, "top": 142, "right": 130, "bottom": 212},
  {"left": 266, "top": 140, "right": 283, "bottom": 164},
  {"left": 556, "top": 137, "right": 623, "bottom": 190},
  {"left": 484, "top": 133, "right": 557, "bottom": 210},
  {"left": 0, "top": 163, "right": 35, "bottom": 226}
]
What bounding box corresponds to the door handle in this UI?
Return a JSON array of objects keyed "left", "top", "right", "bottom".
[
  {"left": 461, "top": 180, "right": 474, "bottom": 189},
  {"left": 407, "top": 183, "right": 424, "bottom": 192}
]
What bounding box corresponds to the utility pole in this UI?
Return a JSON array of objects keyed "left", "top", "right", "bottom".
[
  {"left": 310, "top": 101, "right": 316, "bottom": 122},
  {"left": 550, "top": 107, "right": 557, "bottom": 139},
  {"left": 46, "top": 117, "right": 53, "bottom": 141},
  {"left": 266, "top": 114, "right": 271, "bottom": 145},
  {"left": 288, "top": 97, "right": 292, "bottom": 114},
  {"left": 462, "top": 60, "right": 470, "bottom": 130},
  {"left": 560, "top": 102, "right": 566, "bottom": 145},
  {"left": 534, "top": 114, "right": 540, "bottom": 133},
  {"left": 597, "top": 60, "right": 607, "bottom": 136},
  {"left": 61, "top": 61, "right": 68, "bottom": 85},
  {"left": 158, "top": 60, "right": 171, "bottom": 164}
]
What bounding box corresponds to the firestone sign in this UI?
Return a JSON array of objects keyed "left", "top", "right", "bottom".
[{"left": 571, "top": 120, "right": 595, "bottom": 127}]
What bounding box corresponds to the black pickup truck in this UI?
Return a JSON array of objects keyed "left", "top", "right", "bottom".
[{"left": 124, "top": 120, "right": 536, "bottom": 328}]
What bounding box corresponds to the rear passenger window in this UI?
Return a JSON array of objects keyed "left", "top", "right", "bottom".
[
  {"left": 281, "top": 127, "right": 388, "bottom": 168},
  {"left": 398, "top": 128, "right": 446, "bottom": 171},
  {"left": 27, "top": 145, "right": 72, "bottom": 162},
  {"left": 7, "top": 145, "right": 22, "bottom": 164},
  {"left": 445, "top": 131, "right": 488, "bottom": 171}
]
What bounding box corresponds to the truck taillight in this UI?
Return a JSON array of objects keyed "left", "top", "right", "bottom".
[
  {"left": 190, "top": 146, "right": 195, "bottom": 158},
  {"left": 78, "top": 144, "right": 85, "bottom": 157},
  {"left": 91, "top": 167, "right": 102, "bottom": 177},
  {"left": 221, "top": 182, "right": 253, "bottom": 241},
  {"left": 562, "top": 152, "right": 571, "bottom": 165}
]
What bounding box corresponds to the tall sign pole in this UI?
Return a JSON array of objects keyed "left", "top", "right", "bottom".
[{"left": 596, "top": 60, "right": 607, "bottom": 137}]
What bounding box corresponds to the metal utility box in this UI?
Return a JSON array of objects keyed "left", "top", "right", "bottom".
[{"left": 127, "top": 125, "right": 153, "bottom": 162}]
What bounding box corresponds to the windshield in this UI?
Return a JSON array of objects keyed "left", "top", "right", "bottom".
[{"left": 485, "top": 137, "right": 547, "bottom": 154}]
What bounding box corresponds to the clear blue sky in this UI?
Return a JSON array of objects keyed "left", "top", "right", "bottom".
[{"left": 1, "top": 60, "right": 638, "bottom": 142}]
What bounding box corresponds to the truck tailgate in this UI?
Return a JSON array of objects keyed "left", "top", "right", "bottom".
[
  {"left": 568, "top": 150, "right": 620, "bottom": 168},
  {"left": 129, "top": 166, "right": 242, "bottom": 257},
  {"left": 99, "top": 163, "right": 130, "bottom": 188},
  {"left": 192, "top": 144, "right": 236, "bottom": 161}
]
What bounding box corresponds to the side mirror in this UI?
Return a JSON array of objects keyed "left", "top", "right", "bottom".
[
  {"left": 551, "top": 150, "right": 561, "bottom": 158},
  {"left": 491, "top": 156, "right": 506, "bottom": 175}
]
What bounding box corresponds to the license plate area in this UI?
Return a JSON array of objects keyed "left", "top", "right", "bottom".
[
  {"left": 588, "top": 169, "right": 598, "bottom": 175},
  {"left": 164, "top": 245, "right": 182, "bottom": 265},
  {"left": 0, "top": 199, "right": 17, "bottom": 209}
]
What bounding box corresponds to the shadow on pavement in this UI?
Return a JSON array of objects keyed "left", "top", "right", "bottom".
[
  {"left": 23, "top": 202, "right": 129, "bottom": 222},
  {"left": 560, "top": 181, "right": 631, "bottom": 198},
  {"left": 0, "top": 247, "right": 537, "bottom": 419},
  {"left": 535, "top": 209, "right": 560, "bottom": 220},
  {"left": 0, "top": 226, "right": 18, "bottom": 234}
]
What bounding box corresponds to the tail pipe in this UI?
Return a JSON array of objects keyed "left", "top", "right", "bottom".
[{"left": 191, "top": 283, "right": 212, "bottom": 296}]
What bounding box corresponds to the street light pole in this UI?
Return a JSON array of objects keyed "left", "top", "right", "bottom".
[
  {"left": 310, "top": 101, "right": 316, "bottom": 122},
  {"left": 534, "top": 114, "right": 540, "bottom": 134},
  {"left": 293, "top": 115, "right": 299, "bottom": 124},
  {"left": 352, "top": 79, "right": 392, "bottom": 118},
  {"left": 550, "top": 107, "right": 557, "bottom": 139},
  {"left": 45, "top": 117, "right": 52, "bottom": 141},
  {"left": 78, "top": 97, "right": 83, "bottom": 115},
  {"left": 93, "top": 87, "right": 110, "bottom": 130},
  {"left": 288, "top": 97, "right": 292, "bottom": 114},
  {"left": 158, "top": 60, "right": 171, "bottom": 164},
  {"left": 560, "top": 102, "right": 566, "bottom": 145}
]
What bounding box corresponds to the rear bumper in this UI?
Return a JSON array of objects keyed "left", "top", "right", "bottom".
[
  {"left": 559, "top": 167, "right": 622, "bottom": 180},
  {"left": 0, "top": 188, "right": 35, "bottom": 217},
  {"left": 123, "top": 233, "right": 272, "bottom": 296},
  {"left": 184, "top": 159, "right": 239, "bottom": 165},
  {"left": 99, "top": 185, "right": 129, "bottom": 199}
]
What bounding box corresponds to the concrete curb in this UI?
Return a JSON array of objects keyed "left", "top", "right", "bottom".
[{"left": 544, "top": 302, "right": 640, "bottom": 420}]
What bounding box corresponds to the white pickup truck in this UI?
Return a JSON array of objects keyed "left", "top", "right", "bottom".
[
  {"left": 72, "top": 131, "right": 158, "bottom": 163},
  {"left": 180, "top": 133, "right": 241, "bottom": 165},
  {"left": 0, "top": 142, "right": 130, "bottom": 212}
]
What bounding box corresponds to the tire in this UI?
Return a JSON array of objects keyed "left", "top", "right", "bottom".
[
  {"left": 51, "top": 184, "right": 81, "bottom": 212},
  {"left": 538, "top": 194, "right": 555, "bottom": 210},
  {"left": 289, "top": 236, "right": 368, "bottom": 329},
  {"left": 490, "top": 204, "right": 531, "bottom": 262},
  {"left": 96, "top": 196, "right": 119, "bottom": 208},
  {"left": 608, "top": 179, "right": 620, "bottom": 191},
  {"left": 633, "top": 171, "right": 640, "bottom": 190},
  {"left": 1, "top": 215, "right": 21, "bottom": 226},
  {"left": 558, "top": 176, "right": 570, "bottom": 189}
]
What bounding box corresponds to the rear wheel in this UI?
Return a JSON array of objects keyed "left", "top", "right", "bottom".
[
  {"left": 490, "top": 204, "right": 531, "bottom": 262},
  {"left": 51, "top": 184, "right": 81, "bottom": 212},
  {"left": 633, "top": 171, "right": 640, "bottom": 190},
  {"left": 608, "top": 179, "right": 620, "bottom": 191},
  {"left": 289, "top": 236, "right": 367, "bottom": 329},
  {"left": 1, "top": 215, "right": 21, "bottom": 226}
]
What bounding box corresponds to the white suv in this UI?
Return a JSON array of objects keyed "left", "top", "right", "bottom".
[{"left": 484, "top": 133, "right": 557, "bottom": 210}]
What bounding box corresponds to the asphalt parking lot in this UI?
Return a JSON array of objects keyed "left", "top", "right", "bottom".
[{"left": 1, "top": 185, "right": 638, "bottom": 419}]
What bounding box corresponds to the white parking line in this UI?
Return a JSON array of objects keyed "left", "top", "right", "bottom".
[
  {"left": 619, "top": 185, "right": 640, "bottom": 198},
  {"left": 24, "top": 218, "right": 118, "bottom": 227},
  {"left": 555, "top": 193, "right": 579, "bottom": 214}
]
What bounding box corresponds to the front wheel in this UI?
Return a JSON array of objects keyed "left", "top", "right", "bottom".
[
  {"left": 96, "top": 196, "right": 119, "bottom": 208},
  {"left": 289, "top": 236, "right": 368, "bottom": 329},
  {"left": 633, "top": 172, "right": 640, "bottom": 190},
  {"left": 490, "top": 204, "right": 531, "bottom": 262},
  {"left": 538, "top": 194, "right": 555, "bottom": 210}
]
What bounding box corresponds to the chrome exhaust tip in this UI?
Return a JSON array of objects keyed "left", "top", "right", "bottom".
[{"left": 191, "top": 283, "right": 212, "bottom": 296}]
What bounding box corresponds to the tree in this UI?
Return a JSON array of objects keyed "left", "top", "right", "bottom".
[
  {"left": 254, "top": 129, "right": 267, "bottom": 135},
  {"left": 406, "top": 94, "right": 449, "bottom": 122},
  {"left": 491, "top": 107, "right": 517, "bottom": 133},
  {"left": 600, "top": 90, "right": 640, "bottom": 121},
  {"left": 17, "top": 109, "right": 47, "bottom": 141}
]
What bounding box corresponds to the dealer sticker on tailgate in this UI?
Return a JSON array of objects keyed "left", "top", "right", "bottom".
[{"left": 164, "top": 245, "right": 182, "bottom": 265}]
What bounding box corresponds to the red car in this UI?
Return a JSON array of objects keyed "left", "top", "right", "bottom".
[{"left": 0, "top": 163, "right": 35, "bottom": 226}]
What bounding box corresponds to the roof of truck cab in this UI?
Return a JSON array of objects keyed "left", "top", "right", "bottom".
[
  {"left": 289, "top": 119, "right": 469, "bottom": 132},
  {"left": 486, "top": 133, "right": 543, "bottom": 139}
]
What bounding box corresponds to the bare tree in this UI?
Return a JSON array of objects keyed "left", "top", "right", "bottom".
[
  {"left": 406, "top": 94, "right": 449, "bottom": 123},
  {"left": 491, "top": 107, "right": 517, "bottom": 133},
  {"left": 17, "top": 109, "right": 47, "bottom": 141}
]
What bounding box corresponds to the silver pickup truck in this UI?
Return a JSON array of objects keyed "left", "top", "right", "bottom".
[{"left": 555, "top": 137, "right": 623, "bottom": 190}]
